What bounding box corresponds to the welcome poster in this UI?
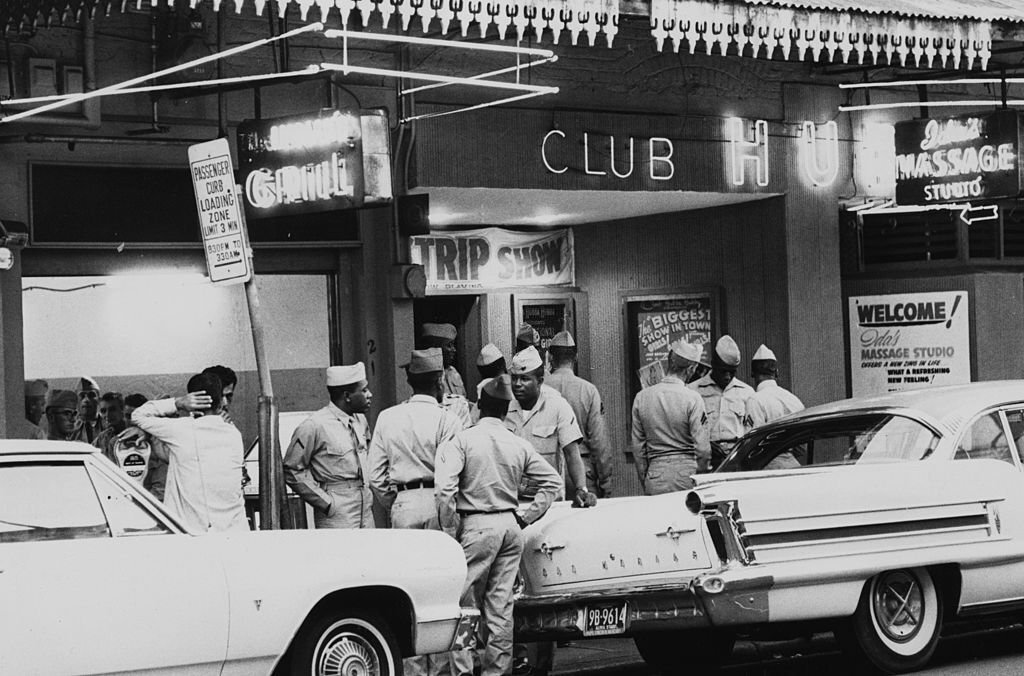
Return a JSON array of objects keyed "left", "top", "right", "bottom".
[{"left": 848, "top": 291, "right": 970, "bottom": 396}]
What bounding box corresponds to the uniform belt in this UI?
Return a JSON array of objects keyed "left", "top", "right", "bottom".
[
  {"left": 457, "top": 508, "right": 515, "bottom": 516},
  {"left": 649, "top": 450, "right": 697, "bottom": 458},
  {"left": 396, "top": 479, "right": 434, "bottom": 491},
  {"left": 322, "top": 477, "right": 364, "bottom": 489}
]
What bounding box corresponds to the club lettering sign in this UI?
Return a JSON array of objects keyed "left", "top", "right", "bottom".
[
  {"left": 894, "top": 110, "right": 1023, "bottom": 205},
  {"left": 237, "top": 109, "right": 365, "bottom": 218}
]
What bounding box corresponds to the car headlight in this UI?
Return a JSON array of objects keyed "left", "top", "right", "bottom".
[{"left": 685, "top": 491, "right": 703, "bottom": 514}]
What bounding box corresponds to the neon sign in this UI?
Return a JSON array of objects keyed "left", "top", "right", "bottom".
[
  {"left": 894, "top": 110, "right": 1022, "bottom": 205},
  {"left": 801, "top": 121, "right": 840, "bottom": 187},
  {"left": 237, "top": 109, "right": 368, "bottom": 218},
  {"left": 728, "top": 118, "right": 770, "bottom": 187}
]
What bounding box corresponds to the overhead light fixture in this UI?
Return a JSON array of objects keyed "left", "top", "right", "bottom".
[{"left": 839, "top": 100, "right": 1024, "bottom": 113}]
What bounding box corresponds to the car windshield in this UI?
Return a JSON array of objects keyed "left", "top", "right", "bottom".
[{"left": 716, "top": 412, "right": 941, "bottom": 473}]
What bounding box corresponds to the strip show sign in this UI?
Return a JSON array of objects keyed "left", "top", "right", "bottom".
[
  {"left": 894, "top": 110, "right": 1023, "bottom": 205},
  {"left": 410, "top": 228, "right": 575, "bottom": 294},
  {"left": 848, "top": 291, "right": 970, "bottom": 397}
]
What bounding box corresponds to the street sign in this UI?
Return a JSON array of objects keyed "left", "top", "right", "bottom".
[{"left": 188, "top": 138, "right": 252, "bottom": 285}]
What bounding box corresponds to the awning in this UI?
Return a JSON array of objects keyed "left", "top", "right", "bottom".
[
  {"left": 649, "top": 0, "right": 1017, "bottom": 70},
  {"left": 4, "top": 0, "right": 1023, "bottom": 70}
]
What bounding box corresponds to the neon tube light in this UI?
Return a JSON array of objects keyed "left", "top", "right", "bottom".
[
  {"left": 0, "top": 22, "right": 323, "bottom": 124},
  {"left": 839, "top": 100, "right": 1024, "bottom": 112},
  {"left": 0, "top": 67, "right": 322, "bottom": 106},
  {"left": 401, "top": 56, "right": 558, "bottom": 95},
  {"left": 319, "top": 62, "right": 557, "bottom": 94},
  {"left": 322, "top": 28, "right": 555, "bottom": 58}
]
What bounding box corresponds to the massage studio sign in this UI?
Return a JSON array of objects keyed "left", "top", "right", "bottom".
[
  {"left": 409, "top": 228, "right": 574, "bottom": 293},
  {"left": 848, "top": 291, "right": 970, "bottom": 397},
  {"left": 894, "top": 110, "right": 1024, "bottom": 205},
  {"left": 236, "top": 109, "right": 392, "bottom": 219}
]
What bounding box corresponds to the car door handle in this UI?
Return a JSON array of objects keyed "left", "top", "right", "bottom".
[
  {"left": 536, "top": 542, "right": 565, "bottom": 559},
  {"left": 655, "top": 525, "right": 696, "bottom": 540}
]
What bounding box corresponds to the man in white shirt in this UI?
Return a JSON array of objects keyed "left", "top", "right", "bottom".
[
  {"left": 127, "top": 372, "right": 248, "bottom": 534},
  {"left": 745, "top": 344, "right": 805, "bottom": 469}
]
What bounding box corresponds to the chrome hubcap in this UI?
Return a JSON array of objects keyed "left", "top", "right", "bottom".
[
  {"left": 872, "top": 571, "right": 923, "bottom": 643},
  {"left": 317, "top": 632, "right": 379, "bottom": 676}
]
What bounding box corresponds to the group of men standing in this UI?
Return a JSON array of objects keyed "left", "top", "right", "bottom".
[
  {"left": 281, "top": 321, "right": 606, "bottom": 676},
  {"left": 631, "top": 335, "right": 805, "bottom": 493}
]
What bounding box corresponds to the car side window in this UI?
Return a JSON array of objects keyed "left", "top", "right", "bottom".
[
  {"left": 1003, "top": 408, "right": 1024, "bottom": 466},
  {"left": 89, "top": 467, "right": 173, "bottom": 537},
  {"left": 954, "top": 412, "right": 1014, "bottom": 465},
  {"left": 0, "top": 462, "right": 110, "bottom": 542}
]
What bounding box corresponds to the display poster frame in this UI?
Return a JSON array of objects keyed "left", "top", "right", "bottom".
[
  {"left": 622, "top": 289, "right": 721, "bottom": 414},
  {"left": 513, "top": 294, "right": 576, "bottom": 359}
]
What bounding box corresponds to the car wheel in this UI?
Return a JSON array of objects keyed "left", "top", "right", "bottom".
[
  {"left": 289, "top": 610, "right": 403, "bottom": 676},
  {"left": 633, "top": 629, "right": 734, "bottom": 670},
  {"left": 840, "top": 567, "right": 943, "bottom": 674}
]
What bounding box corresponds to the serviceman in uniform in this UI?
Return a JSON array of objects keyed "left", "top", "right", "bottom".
[
  {"left": 475, "top": 343, "right": 506, "bottom": 400},
  {"left": 422, "top": 322, "right": 473, "bottom": 428},
  {"left": 507, "top": 345, "right": 595, "bottom": 676},
  {"left": 70, "top": 376, "right": 104, "bottom": 443},
  {"left": 507, "top": 346, "right": 596, "bottom": 507},
  {"left": 44, "top": 389, "right": 78, "bottom": 441},
  {"left": 367, "top": 348, "right": 463, "bottom": 676},
  {"left": 745, "top": 344, "right": 805, "bottom": 469},
  {"left": 284, "top": 362, "right": 375, "bottom": 529},
  {"left": 689, "top": 335, "right": 754, "bottom": 469},
  {"left": 631, "top": 340, "right": 711, "bottom": 494},
  {"left": 435, "top": 375, "right": 563, "bottom": 676},
  {"left": 544, "top": 331, "right": 613, "bottom": 497},
  {"left": 421, "top": 322, "right": 466, "bottom": 397}
]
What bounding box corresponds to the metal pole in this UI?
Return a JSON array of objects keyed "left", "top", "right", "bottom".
[{"left": 236, "top": 187, "right": 284, "bottom": 529}]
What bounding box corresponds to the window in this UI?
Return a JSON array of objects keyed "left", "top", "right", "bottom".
[
  {"left": 1006, "top": 409, "right": 1024, "bottom": 464},
  {"left": 89, "top": 468, "right": 172, "bottom": 537},
  {"left": 0, "top": 463, "right": 109, "bottom": 542},
  {"left": 719, "top": 414, "right": 939, "bottom": 473},
  {"left": 954, "top": 412, "right": 1014, "bottom": 465}
]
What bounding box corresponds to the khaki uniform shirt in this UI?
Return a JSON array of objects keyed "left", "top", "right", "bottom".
[
  {"left": 745, "top": 380, "right": 805, "bottom": 430},
  {"left": 631, "top": 375, "right": 710, "bottom": 461},
  {"left": 442, "top": 366, "right": 466, "bottom": 397},
  {"left": 434, "top": 417, "right": 564, "bottom": 531},
  {"left": 367, "top": 394, "right": 463, "bottom": 507},
  {"left": 506, "top": 388, "right": 583, "bottom": 479},
  {"left": 283, "top": 403, "right": 370, "bottom": 513},
  {"left": 690, "top": 374, "right": 754, "bottom": 444},
  {"left": 545, "top": 367, "right": 611, "bottom": 462}
]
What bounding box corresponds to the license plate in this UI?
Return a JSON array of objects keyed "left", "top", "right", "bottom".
[{"left": 579, "top": 602, "right": 628, "bottom": 637}]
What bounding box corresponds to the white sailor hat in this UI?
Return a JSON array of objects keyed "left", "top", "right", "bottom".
[{"left": 477, "top": 343, "right": 504, "bottom": 366}]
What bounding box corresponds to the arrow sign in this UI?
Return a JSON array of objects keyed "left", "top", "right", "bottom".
[{"left": 959, "top": 204, "right": 999, "bottom": 225}]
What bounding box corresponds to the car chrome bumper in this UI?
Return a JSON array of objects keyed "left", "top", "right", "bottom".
[
  {"left": 515, "top": 587, "right": 713, "bottom": 641},
  {"left": 449, "top": 608, "right": 481, "bottom": 650},
  {"left": 515, "top": 574, "right": 775, "bottom": 640}
]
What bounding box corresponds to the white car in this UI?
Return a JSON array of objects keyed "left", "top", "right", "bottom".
[
  {"left": 515, "top": 381, "right": 1024, "bottom": 674},
  {"left": 0, "top": 440, "right": 477, "bottom": 675}
]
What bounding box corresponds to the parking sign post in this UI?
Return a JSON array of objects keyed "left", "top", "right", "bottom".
[{"left": 189, "top": 138, "right": 284, "bottom": 530}]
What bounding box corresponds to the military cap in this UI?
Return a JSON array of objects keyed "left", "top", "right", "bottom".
[
  {"left": 78, "top": 376, "right": 100, "bottom": 393},
  {"left": 405, "top": 348, "right": 444, "bottom": 374},
  {"left": 24, "top": 379, "right": 48, "bottom": 398},
  {"left": 326, "top": 362, "right": 366, "bottom": 386},
  {"left": 751, "top": 344, "right": 777, "bottom": 363},
  {"left": 510, "top": 346, "right": 544, "bottom": 374},
  {"left": 549, "top": 331, "right": 576, "bottom": 348},
  {"left": 481, "top": 374, "right": 514, "bottom": 401},
  {"left": 712, "top": 335, "right": 741, "bottom": 368},
  {"left": 516, "top": 323, "right": 540, "bottom": 346},
  {"left": 669, "top": 340, "right": 703, "bottom": 363},
  {"left": 421, "top": 323, "right": 457, "bottom": 341},
  {"left": 45, "top": 389, "right": 78, "bottom": 412},
  {"left": 477, "top": 343, "right": 504, "bottom": 366}
]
